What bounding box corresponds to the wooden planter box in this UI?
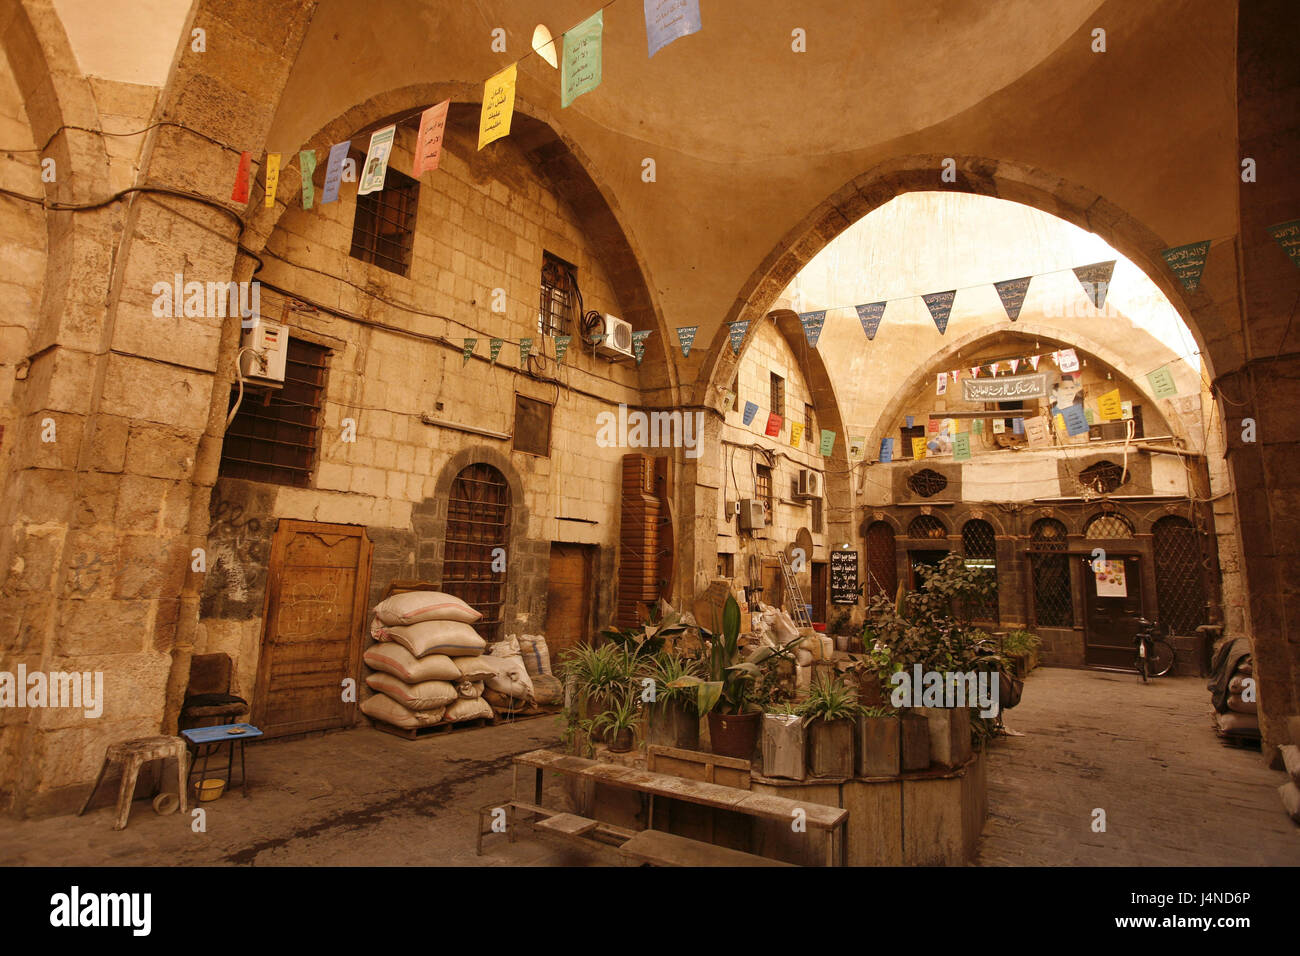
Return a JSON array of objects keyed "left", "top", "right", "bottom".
[
  {"left": 857, "top": 714, "right": 900, "bottom": 777},
  {"left": 761, "top": 714, "right": 806, "bottom": 780},
  {"left": 919, "top": 706, "right": 972, "bottom": 769},
  {"left": 900, "top": 712, "right": 931, "bottom": 772},
  {"left": 808, "top": 718, "right": 855, "bottom": 778},
  {"left": 645, "top": 698, "right": 699, "bottom": 750}
]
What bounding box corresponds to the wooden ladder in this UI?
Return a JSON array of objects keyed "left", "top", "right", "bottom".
[{"left": 778, "top": 550, "right": 812, "bottom": 628}]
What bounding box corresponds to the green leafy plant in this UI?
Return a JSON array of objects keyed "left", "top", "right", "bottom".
[
  {"left": 797, "top": 675, "right": 864, "bottom": 723},
  {"left": 637, "top": 650, "right": 703, "bottom": 711},
  {"left": 601, "top": 600, "right": 690, "bottom": 658},
  {"left": 589, "top": 692, "right": 641, "bottom": 739},
  {"left": 860, "top": 704, "right": 898, "bottom": 718},
  {"left": 1002, "top": 629, "right": 1042, "bottom": 655}
]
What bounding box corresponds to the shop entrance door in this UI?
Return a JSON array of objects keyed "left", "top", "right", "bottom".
[
  {"left": 908, "top": 550, "right": 949, "bottom": 589},
  {"left": 1083, "top": 554, "right": 1144, "bottom": 668},
  {"left": 546, "top": 543, "right": 594, "bottom": 661},
  {"left": 253, "top": 520, "right": 372, "bottom": 738}
]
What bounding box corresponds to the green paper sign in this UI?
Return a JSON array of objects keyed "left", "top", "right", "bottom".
[
  {"left": 299, "top": 149, "right": 316, "bottom": 209},
  {"left": 953, "top": 433, "right": 971, "bottom": 461},
  {"left": 1147, "top": 364, "right": 1178, "bottom": 399},
  {"left": 819, "top": 429, "right": 835, "bottom": 456},
  {"left": 462, "top": 338, "right": 476, "bottom": 365},
  {"left": 562, "top": 11, "right": 603, "bottom": 108},
  {"left": 519, "top": 337, "right": 532, "bottom": 364},
  {"left": 555, "top": 335, "right": 572, "bottom": 363},
  {"left": 489, "top": 338, "right": 504, "bottom": 364},
  {"left": 972, "top": 418, "right": 984, "bottom": 434}
]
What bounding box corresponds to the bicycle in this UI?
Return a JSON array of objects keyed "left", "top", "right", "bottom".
[{"left": 1134, "top": 617, "right": 1176, "bottom": 682}]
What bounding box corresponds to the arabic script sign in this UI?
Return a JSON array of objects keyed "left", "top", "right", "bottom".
[{"left": 961, "top": 372, "right": 1047, "bottom": 402}]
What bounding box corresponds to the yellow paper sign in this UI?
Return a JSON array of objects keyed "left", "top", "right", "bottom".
[
  {"left": 911, "top": 437, "right": 927, "bottom": 459},
  {"left": 790, "top": 422, "right": 804, "bottom": 447},
  {"left": 479, "top": 64, "right": 517, "bottom": 150},
  {"left": 1097, "top": 388, "right": 1122, "bottom": 421},
  {"left": 264, "top": 153, "right": 280, "bottom": 208},
  {"left": 1054, "top": 413, "right": 1067, "bottom": 434}
]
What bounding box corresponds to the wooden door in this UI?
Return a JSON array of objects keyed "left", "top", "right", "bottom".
[
  {"left": 1082, "top": 554, "right": 1143, "bottom": 668},
  {"left": 253, "top": 520, "right": 372, "bottom": 738},
  {"left": 811, "top": 562, "right": 828, "bottom": 624},
  {"left": 546, "top": 543, "right": 593, "bottom": 660}
]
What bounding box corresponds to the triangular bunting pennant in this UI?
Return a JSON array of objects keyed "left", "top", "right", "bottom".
[
  {"left": 1161, "top": 240, "right": 1211, "bottom": 293},
  {"left": 676, "top": 326, "right": 698, "bottom": 357},
  {"left": 728, "top": 321, "right": 749, "bottom": 354},
  {"left": 555, "top": 335, "right": 572, "bottom": 363},
  {"left": 1028, "top": 355, "right": 1041, "bottom": 370},
  {"left": 631, "top": 329, "right": 652, "bottom": 366},
  {"left": 1266, "top": 219, "right": 1300, "bottom": 271},
  {"left": 922, "top": 290, "right": 956, "bottom": 335},
  {"left": 970, "top": 366, "right": 981, "bottom": 379},
  {"left": 799, "top": 311, "right": 826, "bottom": 348},
  {"left": 489, "top": 338, "right": 504, "bottom": 364},
  {"left": 994, "top": 276, "right": 1032, "bottom": 322},
  {"left": 561, "top": 10, "right": 603, "bottom": 108},
  {"left": 413, "top": 100, "right": 450, "bottom": 176},
  {"left": 231, "top": 151, "right": 252, "bottom": 204},
  {"left": 519, "top": 337, "right": 533, "bottom": 364},
  {"left": 1073, "top": 260, "right": 1116, "bottom": 310},
  {"left": 950, "top": 370, "right": 959, "bottom": 383},
  {"left": 462, "top": 338, "right": 476, "bottom": 365},
  {"left": 299, "top": 150, "right": 316, "bottom": 209},
  {"left": 1009, "top": 358, "right": 1020, "bottom": 373},
  {"left": 856, "top": 302, "right": 885, "bottom": 340}
]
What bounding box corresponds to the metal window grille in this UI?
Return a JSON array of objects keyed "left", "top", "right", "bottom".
[
  {"left": 538, "top": 253, "right": 576, "bottom": 337},
  {"left": 962, "top": 519, "right": 999, "bottom": 623},
  {"left": 349, "top": 167, "right": 419, "bottom": 277},
  {"left": 443, "top": 463, "right": 510, "bottom": 643},
  {"left": 755, "top": 464, "right": 773, "bottom": 515},
  {"left": 865, "top": 521, "right": 898, "bottom": 601},
  {"left": 770, "top": 374, "right": 785, "bottom": 418},
  {"left": 219, "top": 338, "right": 329, "bottom": 488},
  {"left": 811, "top": 497, "right": 823, "bottom": 532},
  {"left": 1085, "top": 512, "right": 1134, "bottom": 538},
  {"left": 804, "top": 403, "right": 813, "bottom": 442},
  {"left": 1153, "top": 515, "right": 1208, "bottom": 635},
  {"left": 1029, "top": 518, "right": 1072, "bottom": 627},
  {"left": 1078, "top": 460, "right": 1126, "bottom": 495},
  {"left": 908, "top": 514, "right": 948, "bottom": 539},
  {"left": 907, "top": 468, "right": 948, "bottom": 498}
]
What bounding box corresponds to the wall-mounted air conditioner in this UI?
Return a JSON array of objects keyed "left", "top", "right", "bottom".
[
  {"left": 594, "top": 313, "right": 634, "bottom": 361},
  {"left": 239, "top": 318, "right": 288, "bottom": 386},
  {"left": 795, "top": 469, "right": 822, "bottom": 499},
  {"left": 738, "top": 498, "right": 766, "bottom": 531}
]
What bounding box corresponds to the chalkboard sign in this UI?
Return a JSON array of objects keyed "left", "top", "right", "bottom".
[{"left": 830, "top": 550, "right": 859, "bottom": 605}]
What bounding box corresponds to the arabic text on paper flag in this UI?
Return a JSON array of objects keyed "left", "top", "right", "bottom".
[
  {"left": 1097, "top": 388, "right": 1122, "bottom": 420},
  {"left": 953, "top": 433, "right": 971, "bottom": 462},
  {"left": 878, "top": 437, "right": 893, "bottom": 462},
  {"left": 263, "top": 153, "right": 280, "bottom": 208},
  {"left": 562, "top": 11, "right": 603, "bottom": 108},
  {"left": 1267, "top": 219, "right": 1300, "bottom": 271},
  {"left": 644, "top": 0, "right": 702, "bottom": 57},
  {"left": 1062, "top": 404, "right": 1089, "bottom": 435},
  {"left": 1147, "top": 364, "right": 1178, "bottom": 398},
  {"left": 728, "top": 320, "right": 748, "bottom": 354},
  {"left": 489, "top": 338, "right": 504, "bottom": 364},
  {"left": 923, "top": 290, "right": 956, "bottom": 335},
  {"left": 231, "top": 151, "right": 252, "bottom": 203},
  {"left": 676, "top": 326, "right": 697, "bottom": 357},
  {"left": 462, "top": 339, "right": 476, "bottom": 365},
  {"left": 799, "top": 311, "right": 826, "bottom": 348},
  {"left": 519, "top": 337, "right": 533, "bottom": 364},
  {"left": 555, "top": 335, "right": 572, "bottom": 363},
  {"left": 413, "top": 101, "right": 450, "bottom": 176},
  {"left": 1161, "top": 240, "right": 1211, "bottom": 293},
  {"left": 299, "top": 150, "right": 316, "bottom": 209},
  {"left": 1024, "top": 415, "right": 1051, "bottom": 447},
  {"left": 1073, "top": 260, "right": 1116, "bottom": 310},
  {"left": 631, "top": 329, "right": 652, "bottom": 366},
  {"left": 856, "top": 301, "right": 885, "bottom": 340},
  {"left": 479, "top": 64, "right": 517, "bottom": 150},
  {"left": 789, "top": 422, "right": 804, "bottom": 447},
  {"left": 819, "top": 429, "right": 835, "bottom": 457},
  {"left": 358, "top": 125, "right": 396, "bottom": 196},
  {"left": 742, "top": 401, "right": 759, "bottom": 426},
  {"left": 911, "top": 437, "right": 927, "bottom": 460},
  {"left": 994, "top": 276, "right": 1032, "bottom": 322},
  {"left": 765, "top": 413, "right": 782, "bottom": 438},
  {"left": 1056, "top": 348, "right": 1080, "bottom": 373},
  {"left": 321, "top": 141, "right": 350, "bottom": 204}
]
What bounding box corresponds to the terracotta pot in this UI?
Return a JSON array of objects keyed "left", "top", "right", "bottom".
[
  {"left": 645, "top": 698, "right": 699, "bottom": 750},
  {"left": 856, "top": 714, "right": 901, "bottom": 777},
  {"left": 608, "top": 728, "right": 634, "bottom": 753},
  {"left": 808, "top": 718, "right": 855, "bottom": 778},
  {"left": 584, "top": 693, "right": 614, "bottom": 743},
  {"left": 708, "top": 711, "right": 761, "bottom": 760}
]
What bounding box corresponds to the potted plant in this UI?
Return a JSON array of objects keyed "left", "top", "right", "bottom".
[
  {"left": 601, "top": 600, "right": 691, "bottom": 659},
  {"left": 798, "top": 674, "right": 862, "bottom": 778},
  {"left": 761, "top": 703, "right": 806, "bottom": 780},
  {"left": 856, "top": 704, "right": 901, "bottom": 777},
  {"left": 590, "top": 692, "right": 641, "bottom": 753},
  {"left": 1001, "top": 629, "right": 1041, "bottom": 677},
  {"left": 558, "top": 642, "right": 637, "bottom": 744},
  {"left": 670, "top": 594, "right": 803, "bottom": 760},
  {"left": 638, "top": 650, "right": 702, "bottom": 750}
]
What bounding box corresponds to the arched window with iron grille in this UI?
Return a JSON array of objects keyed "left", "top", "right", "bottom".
[
  {"left": 864, "top": 521, "right": 898, "bottom": 601},
  {"left": 1084, "top": 512, "right": 1134, "bottom": 539},
  {"left": 962, "top": 519, "right": 999, "bottom": 623},
  {"left": 443, "top": 463, "right": 510, "bottom": 642},
  {"left": 1153, "top": 515, "right": 1208, "bottom": 636},
  {"left": 1029, "top": 518, "right": 1072, "bottom": 627},
  {"left": 908, "top": 514, "right": 948, "bottom": 539}
]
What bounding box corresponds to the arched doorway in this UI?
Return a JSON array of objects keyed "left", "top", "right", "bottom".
[
  {"left": 443, "top": 463, "right": 511, "bottom": 642},
  {"left": 864, "top": 520, "right": 898, "bottom": 602},
  {"left": 1153, "top": 515, "right": 1209, "bottom": 637}
]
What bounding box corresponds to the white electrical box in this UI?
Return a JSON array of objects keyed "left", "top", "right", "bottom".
[
  {"left": 795, "top": 469, "right": 822, "bottom": 499},
  {"left": 594, "top": 313, "right": 634, "bottom": 360},
  {"left": 738, "top": 498, "right": 766, "bottom": 531},
  {"left": 239, "top": 318, "right": 288, "bottom": 386}
]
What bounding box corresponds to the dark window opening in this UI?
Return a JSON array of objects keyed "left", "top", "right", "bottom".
[
  {"left": 1078, "top": 460, "right": 1126, "bottom": 495},
  {"left": 1029, "top": 518, "right": 1073, "bottom": 627},
  {"left": 717, "top": 553, "right": 735, "bottom": 578},
  {"left": 444, "top": 463, "right": 510, "bottom": 643},
  {"left": 803, "top": 402, "right": 813, "bottom": 443},
  {"left": 513, "top": 394, "right": 552, "bottom": 457},
  {"left": 907, "top": 468, "right": 948, "bottom": 498},
  {"left": 539, "top": 252, "right": 577, "bottom": 337},
  {"left": 770, "top": 374, "right": 785, "bottom": 419},
  {"left": 755, "top": 464, "right": 773, "bottom": 516},
  {"left": 907, "top": 514, "right": 948, "bottom": 540},
  {"left": 349, "top": 167, "right": 419, "bottom": 277},
  {"left": 900, "top": 424, "right": 926, "bottom": 458}
]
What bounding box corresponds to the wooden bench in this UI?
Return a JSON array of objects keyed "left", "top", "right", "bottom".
[
  {"left": 477, "top": 748, "right": 847, "bottom": 865},
  {"left": 619, "top": 829, "right": 794, "bottom": 867}
]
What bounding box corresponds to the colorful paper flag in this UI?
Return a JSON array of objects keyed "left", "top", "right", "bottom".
[
  {"left": 1161, "top": 240, "right": 1211, "bottom": 293},
  {"left": 263, "top": 153, "right": 280, "bottom": 208},
  {"left": 298, "top": 150, "right": 316, "bottom": 209},
  {"left": 728, "top": 321, "right": 749, "bottom": 354},
  {"left": 519, "top": 337, "right": 533, "bottom": 364},
  {"left": 953, "top": 433, "right": 971, "bottom": 462},
  {"left": 972, "top": 418, "right": 984, "bottom": 435},
  {"left": 1028, "top": 355, "right": 1041, "bottom": 371},
  {"left": 799, "top": 311, "right": 826, "bottom": 348},
  {"left": 1056, "top": 348, "right": 1080, "bottom": 373},
  {"left": 1267, "top": 219, "right": 1300, "bottom": 271},
  {"left": 742, "top": 401, "right": 759, "bottom": 426},
  {"left": 819, "top": 429, "right": 835, "bottom": 457},
  {"left": 357, "top": 126, "right": 395, "bottom": 196},
  {"left": 765, "top": 413, "right": 782, "bottom": 438},
  {"left": 644, "top": 0, "right": 702, "bottom": 57},
  {"left": 1073, "top": 260, "right": 1116, "bottom": 309},
  {"left": 849, "top": 436, "right": 866, "bottom": 458},
  {"left": 950, "top": 370, "right": 959, "bottom": 383},
  {"left": 321, "top": 141, "right": 350, "bottom": 204},
  {"left": 1008, "top": 358, "right": 1020, "bottom": 373},
  {"left": 878, "top": 437, "right": 893, "bottom": 463},
  {"left": 489, "top": 338, "right": 504, "bottom": 364},
  {"left": 936, "top": 373, "right": 947, "bottom": 395},
  {"left": 911, "top": 437, "right": 927, "bottom": 460},
  {"left": 463, "top": 338, "right": 476, "bottom": 365},
  {"left": 631, "top": 329, "right": 652, "bottom": 366},
  {"left": 1147, "top": 365, "right": 1178, "bottom": 398},
  {"left": 562, "top": 11, "right": 603, "bottom": 108},
  {"left": 1024, "top": 416, "right": 1050, "bottom": 447},
  {"left": 1085, "top": 407, "right": 1095, "bottom": 425},
  {"left": 231, "top": 151, "right": 252, "bottom": 203},
  {"left": 992, "top": 418, "right": 1005, "bottom": 435},
  {"left": 1062, "top": 404, "right": 1089, "bottom": 436},
  {"left": 970, "top": 366, "right": 981, "bottom": 379},
  {"left": 722, "top": 388, "right": 735, "bottom": 409},
  {"left": 1097, "top": 388, "right": 1122, "bottom": 420},
  {"left": 555, "top": 335, "right": 572, "bottom": 363},
  {"left": 856, "top": 302, "right": 885, "bottom": 340},
  {"left": 1012, "top": 417, "right": 1025, "bottom": 435},
  {"left": 994, "top": 276, "right": 1032, "bottom": 322},
  {"left": 905, "top": 416, "right": 914, "bottom": 428},
  {"left": 479, "top": 64, "right": 517, "bottom": 150},
  {"left": 923, "top": 290, "right": 956, "bottom": 335},
  {"left": 413, "top": 100, "right": 450, "bottom": 176},
  {"left": 790, "top": 422, "right": 804, "bottom": 447},
  {"left": 676, "top": 326, "right": 697, "bottom": 357}
]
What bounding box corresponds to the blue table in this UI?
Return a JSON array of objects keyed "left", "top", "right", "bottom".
[{"left": 181, "top": 723, "right": 263, "bottom": 798}]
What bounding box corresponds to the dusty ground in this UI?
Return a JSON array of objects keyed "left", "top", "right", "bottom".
[{"left": 1, "top": 668, "right": 1296, "bottom": 866}]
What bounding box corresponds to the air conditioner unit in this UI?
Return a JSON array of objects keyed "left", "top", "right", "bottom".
[
  {"left": 239, "top": 318, "right": 288, "bottom": 386},
  {"left": 594, "top": 313, "right": 634, "bottom": 360},
  {"left": 795, "top": 469, "right": 822, "bottom": 499},
  {"left": 738, "top": 498, "right": 766, "bottom": 531}
]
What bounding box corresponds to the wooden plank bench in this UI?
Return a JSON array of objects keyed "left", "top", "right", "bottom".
[
  {"left": 477, "top": 748, "right": 848, "bottom": 865},
  {"left": 619, "top": 829, "right": 795, "bottom": 867}
]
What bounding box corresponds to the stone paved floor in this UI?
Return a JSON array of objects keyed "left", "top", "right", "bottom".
[
  {"left": 1, "top": 668, "right": 1296, "bottom": 866},
  {"left": 976, "top": 667, "right": 1300, "bottom": 866}
]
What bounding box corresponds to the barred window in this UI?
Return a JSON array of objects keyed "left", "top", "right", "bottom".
[
  {"left": 1153, "top": 515, "right": 1208, "bottom": 636},
  {"left": 864, "top": 521, "right": 898, "bottom": 600},
  {"left": 1029, "top": 518, "right": 1072, "bottom": 627},
  {"left": 770, "top": 374, "right": 785, "bottom": 419},
  {"left": 907, "top": 468, "right": 948, "bottom": 498},
  {"left": 349, "top": 167, "right": 419, "bottom": 277},
  {"left": 908, "top": 514, "right": 948, "bottom": 539},
  {"left": 1085, "top": 512, "right": 1134, "bottom": 538},
  {"left": 538, "top": 252, "right": 577, "bottom": 337},
  {"left": 444, "top": 463, "right": 510, "bottom": 642},
  {"left": 755, "top": 464, "right": 773, "bottom": 515},
  {"left": 962, "top": 519, "right": 999, "bottom": 623}
]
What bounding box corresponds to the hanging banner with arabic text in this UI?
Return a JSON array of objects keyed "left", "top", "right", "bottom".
[
  {"left": 1267, "top": 219, "right": 1300, "bottom": 271},
  {"left": 994, "top": 276, "right": 1032, "bottom": 322},
  {"left": 962, "top": 372, "right": 1047, "bottom": 402},
  {"left": 263, "top": 153, "right": 281, "bottom": 208},
  {"left": 555, "top": 335, "right": 572, "bottom": 363},
  {"left": 413, "top": 100, "right": 450, "bottom": 176},
  {"left": 231, "top": 151, "right": 252, "bottom": 203},
  {"left": 923, "top": 290, "right": 956, "bottom": 335},
  {"left": 742, "top": 401, "right": 759, "bottom": 426},
  {"left": 358, "top": 126, "right": 396, "bottom": 196},
  {"left": 321, "top": 141, "right": 350, "bottom": 204},
  {"left": 728, "top": 320, "right": 749, "bottom": 354},
  {"left": 479, "top": 64, "right": 517, "bottom": 150},
  {"left": 790, "top": 422, "right": 804, "bottom": 447},
  {"left": 489, "top": 338, "right": 504, "bottom": 364},
  {"left": 644, "top": 0, "right": 702, "bottom": 57},
  {"left": 765, "top": 413, "right": 782, "bottom": 438},
  {"left": 819, "top": 429, "right": 835, "bottom": 456},
  {"left": 462, "top": 338, "right": 476, "bottom": 366},
  {"left": 631, "top": 329, "right": 652, "bottom": 366},
  {"left": 299, "top": 150, "right": 316, "bottom": 209},
  {"left": 562, "top": 11, "right": 603, "bottom": 108},
  {"left": 1160, "top": 240, "right": 1210, "bottom": 293}
]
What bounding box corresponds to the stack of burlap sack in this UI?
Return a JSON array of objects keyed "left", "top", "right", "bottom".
[
  {"left": 749, "top": 603, "right": 832, "bottom": 691},
  {"left": 504, "top": 634, "right": 564, "bottom": 707},
  {"left": 1280, "top": 718, "right": 1300, "bottom": 825},
  {"left": 360, "top": 590, "right": 536, "bottom": 729}
]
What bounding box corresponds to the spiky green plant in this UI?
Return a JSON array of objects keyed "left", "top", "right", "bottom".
[{"left": 797, "top": 675, "right": 864, "bottom": 723}]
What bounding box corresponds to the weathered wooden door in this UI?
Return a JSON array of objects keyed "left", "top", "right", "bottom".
[
  {"left": 546, "top": 543, "right": 593, "bottom": 661},
  {"left": 811, "top": 561, "right": 828, "bottom": 624},
  {"left": 253, "top": 520, "right": 373, "bottom": 738},
  {"left": 1083, "top": 553, "right": 1143, "bottom": 669}
]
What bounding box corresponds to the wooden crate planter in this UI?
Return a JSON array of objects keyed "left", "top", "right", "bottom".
[
  {"left": 645, "top": 699, "right": 699, "bottom": 751},
  {"left": 900, "top": 712, "right": 931, "bottom": 771},
  {"left": 919, "top": 706, "right": 972, "bottom": 769},
  {"left": 761, "top": 714, "right": 806, "bottom": 781},
  {"left": 808, "top": 718, "right": 855, "bottom": 778},
  {"left": 857, "top": 714, "right": 900, "bottom": 777}
]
